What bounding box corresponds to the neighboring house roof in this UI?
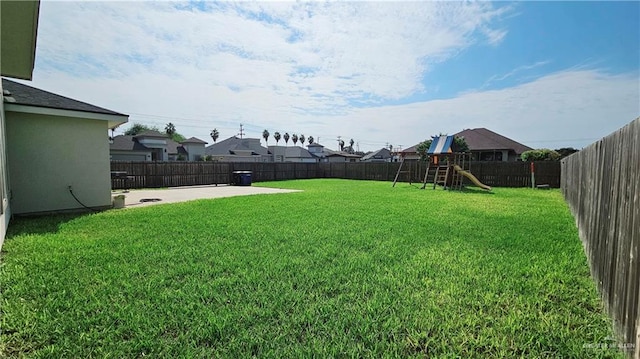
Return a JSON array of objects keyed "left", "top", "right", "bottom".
[
  {"left": 165, "top": 139, "right": 188, "bottom": 155},
  {"left": 268, "top": 145, "right": 315, "bottom": 159},
  {"left": 306, "top": 143, "right": 353, "bottom": 159},
  {"left": 455, "top": 128, "right": 532, "bottom": 154},
  {"left": 404, "top": 128, "right": 533, "bottom": 156},
  {"left": 401, "top": 144, "right": 419, "bottom": 154},
  {"left": 135, "top": 130, "right": 167, "bottom": 138},
  {"left": 110, "top": 135, "right": 151, "bottom": 151},
  {"left": 205, "top": 136, "right": 269, "bottom": 156},
  {"left": 182, "top": 137, "right": 207, "bottom": 144},
  {"left": 326, "top": 151, "right": 361, "bottom": 158},
  {"left": 110, "top": 135, "right": 189, "bottom": 156},
  {"left": 285, "top": 146, "right": 314, "bottom": 158},
  {"left": 2, "top": 78, "right": 126, "bottom": 116},
  {"left": 361, "top": 147, "right": 392, "bottom": 161}
]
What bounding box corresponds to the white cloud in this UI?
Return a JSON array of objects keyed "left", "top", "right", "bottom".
[
  {"left": 337, "top": 69, "right": 640, "bottom": 151},
  {"left": 35, "top": 1, "right": 509, "bottom": 105},
  {"left": 482, "top": 61, "right": 552, "bottom": 88},
  {"left": 26, "top": 2, "right": 638, "bottom": 152}
]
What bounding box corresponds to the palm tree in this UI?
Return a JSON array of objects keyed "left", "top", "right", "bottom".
[
  {"left": 165, "top": 122, "right": 176, "bottom": 136},
  {"left": 308, "top": 136, "right": 314, "bottom": 145},
  {"left": 299, "top": 134, "right": 305, "bottom": 146},
  {"left": 283, "top": 132, "right": 290, "bottom": 146},
  {"left": 338, "top": 139, "right": 345, "bottom": 151},
  {"left": 292, "top": 134, "right": 298, "bottom": 146},
  {"left": 274, "top": 131, "right": 281, "bottom": 145},
  {"left": 210, "top": 128, "right": 219, "bottom": 143},
  {"left": 262, "top": 129, "right": 270, "bottom": 145}
]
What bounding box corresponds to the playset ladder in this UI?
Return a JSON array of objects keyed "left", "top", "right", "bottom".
[
  {"left": 421, "top": 164, "right": 447, "bottom": 189},
  {"left": 433, "top": 165, "right": 450, "bottom": 189}
]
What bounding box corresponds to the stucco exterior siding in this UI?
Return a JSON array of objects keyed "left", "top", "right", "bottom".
[
  {"left": 183, "top": 143, "right": 205, "bottom": 161},
  {"left": 0, "top": 85, "right": 11, "bottom": 247},
  {"left": 6, "top": 112, "right": 112, "bottom": 214}
]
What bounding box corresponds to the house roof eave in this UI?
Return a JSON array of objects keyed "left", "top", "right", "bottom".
[
  {"left": 4, "top": 103, "right": 129, "bottom": 128},
  {"left": 0, "top": 1, "right": 40, "bottom": 80}
]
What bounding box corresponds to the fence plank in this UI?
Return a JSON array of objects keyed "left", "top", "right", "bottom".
[{"left": 561, "top": 117, "right": 639, "bottom": 357}]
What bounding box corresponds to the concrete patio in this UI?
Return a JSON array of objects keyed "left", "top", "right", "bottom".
[{"left": 112, "top": 185, "right": 301, "bottom": 208}]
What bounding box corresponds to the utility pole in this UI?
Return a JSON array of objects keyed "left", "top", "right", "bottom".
[{"left": 237, "top": 124, "right": 245, "bottom": 138}]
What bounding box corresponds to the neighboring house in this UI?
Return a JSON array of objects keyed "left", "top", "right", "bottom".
[
  {"left": 268, "top": 145, "right": 317, "bottom": 163},
  {"left": 400, "top": 144, "right": 421, "bottom": 161},
  {"left": 325, "top": 150, "right": 362, "bottom": 163},
  {"left": 110, "top": 135, "right": 154, "bottom": 161},
  {"left": 455, "top": 128, "right": 532, "bottom": 162},
  {"left": 306, "top": 142, "right": 361, "bottom": 162},
  {"left": 404, "top": 128, "right": 533, "bottom": 162},
  {"left": 180, "top": 137, "right": 207, "bottom": 161},
  {"left": 110, "top": 132, "right": 207, "bottom": 161},
  {"left": 205, "top": 136, "right": 270, "bottom": 162},
  {"left": 360, "top": 147, "right": 392, "bottom": 162},
  {"left": 307, "top": 142, "right": 328, "bottom": 161}
]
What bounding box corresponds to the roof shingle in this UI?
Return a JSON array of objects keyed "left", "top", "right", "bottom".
[
  {"left": 455, "top": 128, "right": 532, "bottom": 154},
  {"left": 205, "top": 136, "right": 269, "bottom": 156},
  {"left": 2, "top": 78, "right": 126, "bottom": 116}
]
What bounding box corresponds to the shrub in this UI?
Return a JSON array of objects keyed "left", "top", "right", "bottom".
[{"left": 521, "top": 149, "right": 561, "bottom": 161}]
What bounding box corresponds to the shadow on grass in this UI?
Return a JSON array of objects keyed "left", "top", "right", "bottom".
[
  {"left": 403, "top": 184, "right": 495, "bottom": 194},
  {"left": 7, "top": 212, "right": 91, "bottom": 237},
  {"left": 461, "top": 186, "right": 495, "bottom": 195}
]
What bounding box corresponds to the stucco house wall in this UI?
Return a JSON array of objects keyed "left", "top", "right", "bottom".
[
  {"left": 183, "top": 143, "right": 205, "bottom": 161},
  {"left": 0, "top": 0, "right": 40, "bottom": 246},
  {"left": 0, "top": 85, "right": 10, "bottom": 244},
  {"left": 6, "top": 112, "right": 112, "bottom": 214}
]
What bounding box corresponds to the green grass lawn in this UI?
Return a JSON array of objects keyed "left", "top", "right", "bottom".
[{"left": 0, "top": 179, "right": 621, "bottom": 358}]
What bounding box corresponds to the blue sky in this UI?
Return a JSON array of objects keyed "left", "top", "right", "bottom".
[
  {"left": 420, "top": 2, "right": 639, "bottom": 100},
  {"left": 24, "top": 1, "right": 640, "bottom": 152}
]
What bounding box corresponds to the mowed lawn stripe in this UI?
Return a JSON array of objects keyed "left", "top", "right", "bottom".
[{"left": 0, "top": 179, "right": 620, "bottom": 357}]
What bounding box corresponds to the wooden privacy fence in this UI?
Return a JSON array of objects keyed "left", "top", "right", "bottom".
[
  {"left": 111, "top": 160, "right": 560, "bottom": 189},
  {"left": 561, "top": 117, "right": 639, "bottom": 358},
  {"left": 379, "top": 160, "right": 560, "bottom": 188}
]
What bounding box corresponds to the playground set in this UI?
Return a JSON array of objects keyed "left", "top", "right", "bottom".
[{"left": 393, "top": 135, "right": 491, "bottom": 191}]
